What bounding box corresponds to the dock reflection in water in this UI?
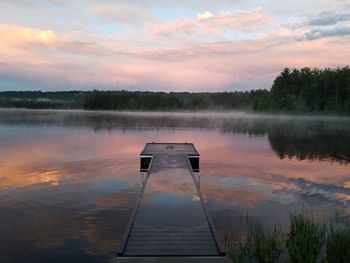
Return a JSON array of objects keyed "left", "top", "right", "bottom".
[{"left": 0, "top": 109, "right": 349, "bottom": 262}]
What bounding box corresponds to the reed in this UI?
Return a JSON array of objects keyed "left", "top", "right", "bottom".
[
  {"left": 246, "top": 222, "right": 284, "bottom": 263},
  {"left": 287, "top": 213, "right": 325, "bottom": 263},
  {"left": 324, "top": 226, "right": 350, "bottom": 263},
  {"left": 226, "top": 212, "right": 350, "bottom": 263},
  {"left": 227, "top": 222, "right": 284, "bottom": 263}
]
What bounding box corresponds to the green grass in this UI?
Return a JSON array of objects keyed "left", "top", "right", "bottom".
[
  {"left": 228, "top": 245, "right": 245, "bottom": 263},
  {"left": 228, "top": 222, "right": 284, "bottom": 263},
  {"left": 246, "top": 222, "right": 284, "bottom": 263},
  {"left": 287, "top": 213, "right": 325, "bottom": 263},
  {"left": 226, "top": 212, "right": 350, "bottom": 263},
  {"left": 324, "top": 226, "right": 350, "bottom": 263}
]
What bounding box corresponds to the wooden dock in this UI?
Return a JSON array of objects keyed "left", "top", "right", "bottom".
[{"left": 117, "top": 143, "right": 227, "bottom": 262}]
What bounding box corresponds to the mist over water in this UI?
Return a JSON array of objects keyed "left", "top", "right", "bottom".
[{"left": 0, "top": 109, "right": 349, "bottom": 262}]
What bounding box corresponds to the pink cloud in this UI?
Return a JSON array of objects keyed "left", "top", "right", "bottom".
[
  {"left": 89, "top": 2, "right": 159, "bottom": 24},
  {"left": 150, "top": 8, "right": 273, "bottom": 36},
  {"left": 1, "top": 22, "right": 350, "bottom": 91}
]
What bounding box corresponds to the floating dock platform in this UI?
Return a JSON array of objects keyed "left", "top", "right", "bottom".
[{"left": 117, "top": 143, "right": 227, "bottom": 262}]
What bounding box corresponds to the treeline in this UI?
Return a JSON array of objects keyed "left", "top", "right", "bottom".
[
  {"left": 0, "top": 91, "right": 87, "bottom": 109},
  {"left": 83, "top": 90, "right": 263, "bottom": 111},
  {"left": 1, "top": 66, "right": 350, "bottom": 113},
  {"left": 254, "top": 66, "right": 350, "bottom": 113},
  {"left": 83, "top": 66, "right": 350, "bottom": 113}
]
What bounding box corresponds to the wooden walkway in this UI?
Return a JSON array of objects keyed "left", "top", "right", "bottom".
[
  {"left": 118, "top": 143, "right": 225, "bottom": 260},
  {"left": 113, "top": 256, "right": 232, "bottom": 263}
]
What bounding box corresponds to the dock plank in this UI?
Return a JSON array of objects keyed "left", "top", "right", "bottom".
[
  {"left": 113, "top": 257, "right": 231, "bottom": 263},
  {"left": 120, "top": 144, "right": 222, "bottom": 257}
]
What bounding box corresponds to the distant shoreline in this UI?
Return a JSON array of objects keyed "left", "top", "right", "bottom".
[
  {"left": 1, "top": 107, "right": 350, "bottom": 120},
  {"left": 1, "top": 66, "right": 350, "bottom": 115}
]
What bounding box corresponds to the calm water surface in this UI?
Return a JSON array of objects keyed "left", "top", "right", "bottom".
[{"left": 0, "top": 109, "right": 349, "bottom": 262}]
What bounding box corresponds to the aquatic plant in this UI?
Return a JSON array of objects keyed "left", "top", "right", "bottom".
[
  {"left": 226, "top": 212, "right": 350, "bottom": 263},
  {"left": 227, "top": 222, "right": 284, "bottom": 263},
  {"left": 246, "top": 222, "right": 284, "bottom": 263},
  {"left": 228, "top": 245, "right": 245, "bottom": 263},
  {"left": 286, "top": 213, "right": 325, "bottom": 263},
  {"left": 324, "top": 226, "right": 350, "bottom": 263}
]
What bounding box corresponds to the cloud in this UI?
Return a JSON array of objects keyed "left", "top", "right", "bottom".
[
  {"left": 0, "top": 24, "right": 111, "bottom": 62},
  {"left": 282, "top": 10, "right": 350, "bottom": 43},
  {"left": 150, "top": 8, "right": 273, "bottom": 37},
  {"left": 197, "top": 11, "right": 214, "bottom": 20},
  {"left": 0, "top": 24, "right": 57, "bottom": 45},
  {"left": 275, "top": 177, "right": 350, "bottom": 208},
  {"left": 1, "top": 23, "right": 350, "bottom": 91},
  {"left": 308, "top": 11, "right": 350, "bottom": 26},
  {"left": 304, "top": 27, "right": 350, "bottom": 40},
  {"left": 89, "top": 2, "right": 159, "bottom": 24},
  {"left": 1, "top": 1, "right": 350, "bottom": 91}
]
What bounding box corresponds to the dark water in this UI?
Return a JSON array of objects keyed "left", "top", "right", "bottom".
[{"left": 0, "top": 109, "right": 349, "bottom": 262}]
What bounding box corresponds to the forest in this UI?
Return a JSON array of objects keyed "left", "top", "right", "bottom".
[
  {"left": 0, "top": 91, "right": 86, "bottom": 109},
  {"left": 83, "top": 66, "right": 350, "bottom": 113},
  {"left": 83, "top": 90, "right": 260, "bottom": 111},
  {"left": 1, "top": 66, "right": 349, "bottom": 114},
  {"left": 254, "top": 66, "right": 350, "bottom": 113}
]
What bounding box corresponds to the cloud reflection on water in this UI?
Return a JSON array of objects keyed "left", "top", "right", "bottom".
[{"left": 0, "top": 109, "right": 349, "bottom": 261}]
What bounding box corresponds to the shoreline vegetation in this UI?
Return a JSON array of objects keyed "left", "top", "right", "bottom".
[
  {"left": 225, "top": 212, "right": 350, "bottom": 263},
  {"left": 0, "top": 66, "right": 350, "bottom": 114}
]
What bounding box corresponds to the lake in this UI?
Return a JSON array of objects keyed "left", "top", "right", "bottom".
[{"left": 0, "top": 109, "right": 349, "bottom": 262}]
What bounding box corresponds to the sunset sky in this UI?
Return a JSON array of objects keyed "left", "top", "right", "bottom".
[{"left": 0, "top": 0, "right": 350, "bottom": 92}]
